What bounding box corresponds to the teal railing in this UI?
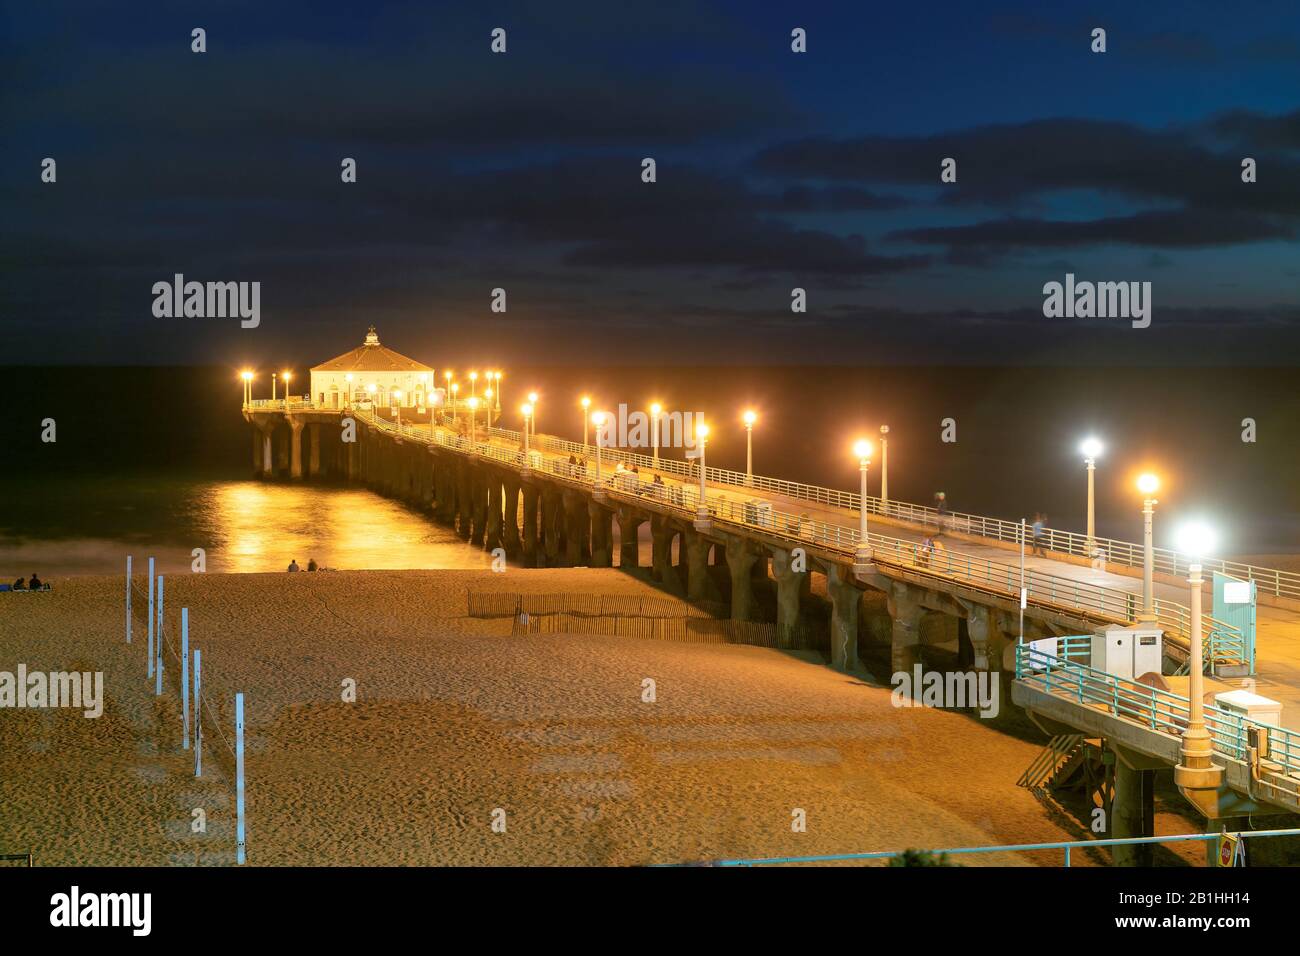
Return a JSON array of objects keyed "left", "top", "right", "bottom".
[{"left": 1015, "top": 642, "right": 1300, "bottom": 788}]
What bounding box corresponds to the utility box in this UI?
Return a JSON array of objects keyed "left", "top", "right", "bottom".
[
  {"left": 1214, "top": 690, "right": 1282, "bottom": 728},
  {"left": 1090, "top": 624, "right": 1164, "bottom": 681}
]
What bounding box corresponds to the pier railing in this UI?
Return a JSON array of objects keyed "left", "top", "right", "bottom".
[
  {"left": 357, "top": 410, "right": 1244, "bottom": 666},
  {"left": 246, "top": 401, "right": 1300, "bottom": 600},
  {"left": 1015, "top": 642, "right": 1300, "bottom": 803}
]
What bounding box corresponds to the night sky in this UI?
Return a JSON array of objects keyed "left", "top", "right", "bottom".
[{"left": 3, "top": 0, "right": 1298, "bottom": 367}]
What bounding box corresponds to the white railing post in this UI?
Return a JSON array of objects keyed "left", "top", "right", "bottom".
[
  {"left": 235, "top": 692, "right": 247, "bottom": 865},
  {"left": 125, "top": 555, "right": 132, "bottom": 644},
  {"left": 147, "top": 557, "right": 155, "bottom": 679},
  {"left": 155, "top": 574, "right": 164, "bottom": 696},
  {"left": 193, "top": 649, "right": 202, "bottom": 777},
  {"left": 181, "top": 609, "right": 190, "bottom": 750}
]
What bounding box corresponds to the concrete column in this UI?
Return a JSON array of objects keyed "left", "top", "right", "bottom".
[
  {"left": 275, "top": 425, "right": 290, "bottom": 474},
  {"left": 308, "top": 424, "right": 321, "bottom": 477},
  {"left": 684, "top": 529, "right": 721, "bottom": 602},
  {"left": 251, "top": 427, "right": 262, "bottom": 475},
  {"left": 616, "top": 506, "right": 645, "bottom": 572},
  {"left": 1111, "top": 748, "right": 1155, "bottom": 867},
  {"left": 485, "top": 475, "right": 503, "bottom": 552},
  {"left": 456, "top": 460, "right": 474, "bottom": 540},
  {"left": 562, "top": 491, "right": 587, "bottom": 566},
  {"left": 826, "top": 564, "right": 861, "bottom": 672},
  {"left": 289, "top": 420, "right": 305, "bottom": 479},
  {"left": 725, "top": 535, "right": 758, "bottom": 622},
  {"left": 346, "top": 435, "right": 357, "bottom": 481},
  {"left": 521, "top": 483, "right": 540, "bottom": 566},
  {"left": 589, "top": 501, "right": 614, "bottom": 567},
  {"left": 770, "top": 548, "right": 804, "bottom": 648},
  {"left": 542, "top": 488, "right": 563, "bottom": 567},
  {"left": 469, "top": 466, "right": 488, "bottom": 547},
  {"left": 262, "top": 429, "right": 274, "bottom": 477},
  {"left": 650, "top": 515, "right": 684, "bottom": 594},
  {"left": 888, "top": 582, "right": 923, "bottom": 675},
  {"left": 502, "top": 478, "right": 522, "bottom": 558}
]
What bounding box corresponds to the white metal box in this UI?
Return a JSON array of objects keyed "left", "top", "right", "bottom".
[
  {"left": 1214, "top": 690, "right": 1282, "bottom": 728},
  {"left": 1090, "top": 624, "right": 1164, "bottom": 681}
]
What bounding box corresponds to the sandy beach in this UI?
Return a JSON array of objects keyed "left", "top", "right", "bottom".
[{"left": 1, "top": 567, "right": 1207, "bottom": 866}]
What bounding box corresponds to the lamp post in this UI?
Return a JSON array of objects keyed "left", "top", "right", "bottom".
[
  {"left": 854, "top": 440, "right": 874, "bottom": 568},
  {"left": 581, "top": 396, "right": 591, "bottom": 447},
  {"left": 393, "top": 389, "right": 403, "bottom": 427},
  {"left": 591, "top": 411, "right": 608, "bottom": 499},
  {"left": 650, "top": 403, "right": 661, "bottom": 465},
  {"left": 527, "top": 392, "right": 539, "bottom": 439},
  {"left": 467, "top": 396, "right": 479, "bottom": 449},
  {"left": 345, "top": 373, "right": 353, "bottom": 408},
  {"left": 450, "top": 382, "right": 459, "bottom": 420},
  {"left": 743, "top": 410, "right": 756, "bottom": 485},
  {"left": 1081, "top": 437, "right": 1103, "bottom": 555},
  {"left": 1137, "top": 473, "right": 1160, "bottom": 622},
  {"left": 240, "top": 370, "right": 253, "bottom": 405},
  {"left": 693, "top": 422, "right": 710, "bottom": 530},
  {"left": 281, "top": 371, "right": 292, "bottom": 404},
  {"left": 520, "top": 403, "right": 533, "bottom": 472},
  {"left": 1173, "top": 521, "right": 1224, "bottom": 813},
  {"left": 493, "top": 372, "right": 503, "bottom": 415},
  {"left": 879, "top": 425, "right": 890, "bottom": 505},
  {"left": 484, "top": 387, "right": 494, "bottom": 428},
  {"left": 469, "top": 371, "right": 478, "bottom": 400},
  {"left": 271, "top": 372, "right": 278, "bottom": 402}
]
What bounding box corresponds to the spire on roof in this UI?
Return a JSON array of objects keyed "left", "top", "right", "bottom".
[{"left": 364, "top": 326, "right": 380, "bottom": 346}]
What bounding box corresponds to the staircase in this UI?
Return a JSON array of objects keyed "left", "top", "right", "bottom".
[{"left": 1017, "top": 734, "right": 1086, "bottom": 793}]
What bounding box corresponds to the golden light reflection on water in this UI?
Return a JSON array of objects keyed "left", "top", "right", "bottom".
[{"left": 204, "top": 481, "right": 492, "bottom": 573}]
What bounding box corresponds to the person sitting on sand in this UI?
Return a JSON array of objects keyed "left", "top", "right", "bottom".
[
  {"left": 307, "top": 558, "right": 318, "bottom": 572},
  {"left": 28, "top": 573, "right": 42, "bottom": 590},
  {"left": 12, "top": 577, "right": 25, "bottom": 591},
  {"left": 287, "top": 559, "right": 300, "bottom": 572}
]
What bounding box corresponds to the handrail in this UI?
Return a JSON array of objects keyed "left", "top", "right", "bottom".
[
  {"left": 248, "top": 403, "right": 1300, "bottom": 598},
  {"left": 1015, "top": 643, "right": 1300, "bottom": 784},
  {"left": 249, "top": 404, "right": 1246, "bottom": 665}
]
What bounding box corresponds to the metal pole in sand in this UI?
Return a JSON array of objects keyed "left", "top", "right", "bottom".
[
  {"left": 155, "top": 575, "right": 164, "bottom": 696},
  {"left": 235, "top": 693, "right": 247, "bottom": 864},
  {"left": 193, "top": 649, "right": 202, "bottom": 777},
  {"left": 147, "top": 558, "right": 155, "bottom": 679},
  {"left": 181, "top": 609, "right": 190, "bottom": 749},
  {"left": 125, "top": 556, "right": 132, "bottom": 644}
]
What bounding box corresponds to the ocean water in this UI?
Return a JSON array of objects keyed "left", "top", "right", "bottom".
[{"left": 0, "top": 475, "right": 489, "bottom": 577}]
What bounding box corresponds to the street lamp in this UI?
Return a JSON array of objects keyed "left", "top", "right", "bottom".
[
  {"left": 649, "top": 402, "right": 662, "bottom": 465},
  {"left": 271, "top": 372, "right": 278, "bottom": 401},
  {"left": 581, "top": 396, "right": 591, "bottom": 447},
  {"left": 467, "top": 396, "right": 480, "bottom": 448},
  {"left": 450, "top": 382, "right": 460, "bottom": 420},
  {"left": 281, "top": 371, "right": 292, "bottom": 403},
  {"left": 520, "top": 403, "right": 533, "bottom": 470},
  {"left": 591, "top": 411, "right": 608, "bottom": 499},
  {"left": 484, "top": 387, "right": 494, "bottom": 428},
  {"left": 1173, "top": 521, "right": 1224, "bottom": 808},
  {"left": 240, "top": 370, "right": 253, "bottom": 405},
  {"left": 393, "top": 389, "right": 403, "bottom": 426},
  {"left": 469, "top": 371, "right": 478, "bottom": 400},
  {"left": 854, "top": 440, "right": 874, "bottom": 568},
  {"left": 344, "top": 373, "right": 353, "bottom": 407},
  {"left": 693, "top": 422, "right": 710, "bottom": 529},
  {"left": 879, "top": 425, "right": 890, "bottom": 505},
  {"left": 1137, "top": 472, "right": 1160, "bottom": 622},
  {"left": 527, "top": 392, "right": 539, "bottom": 438},
  {"left": 493, "top": 372, "right": 503, "bottom": 413},
  {"left": 1081, "top": 437, "right": 1103, "bottom": 554},
  {"left": 742, "top": 410, "right": 757, "bottom": 485}
]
